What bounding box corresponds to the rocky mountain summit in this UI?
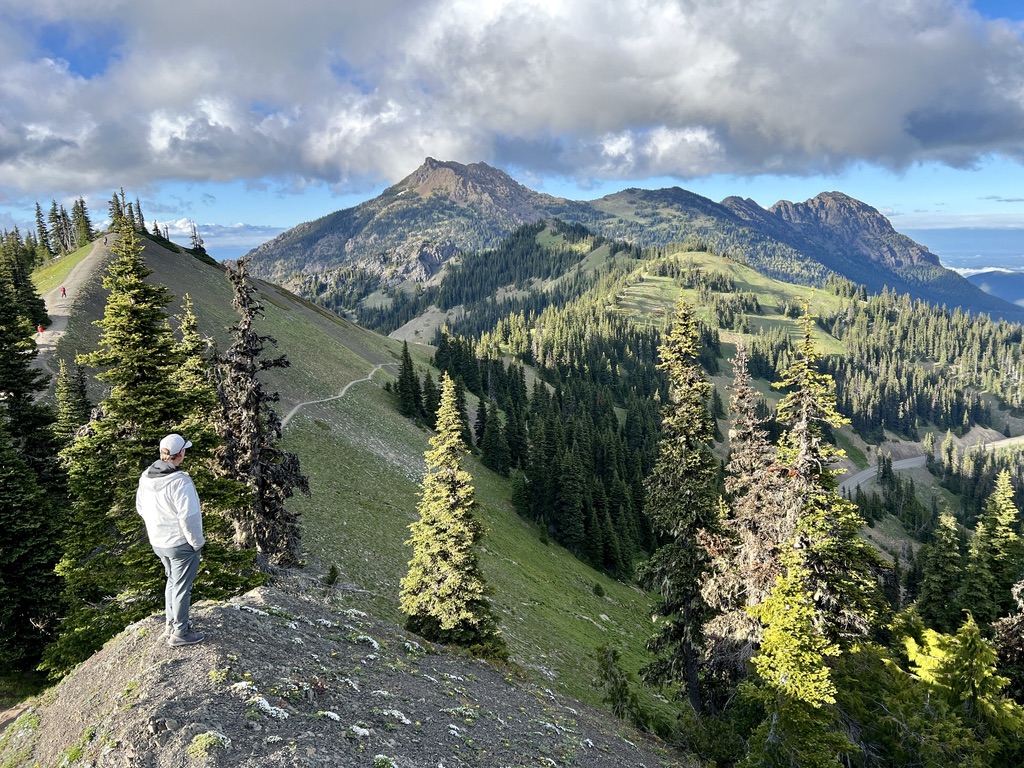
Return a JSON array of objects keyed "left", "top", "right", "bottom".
[{"left": 0, "top": 579, "right": 674, "bottom": 768}]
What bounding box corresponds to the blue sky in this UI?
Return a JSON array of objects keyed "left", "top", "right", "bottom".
[{"left": 1, "top": 0, "right": 1023, "bottom": 268}]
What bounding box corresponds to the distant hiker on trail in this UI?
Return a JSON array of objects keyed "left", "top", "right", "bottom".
[
  {"left": 103, "top": 236, "right": 108, "bottom": 245},
  {"left": 61, "top": 286, "right": 66, "bottom": 298},
  {"left": 136, "top": 434, "right": 206, "bottom": 647},
  {"left": 37, "top": 324, "right": 44, "bottom": 336}
]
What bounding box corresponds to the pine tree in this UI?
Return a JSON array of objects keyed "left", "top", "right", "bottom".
[
  {"left": 774, "top": 308, "right": 882, "bottom": 644},
  {"left": 400, "top": 373, "right": 506, "bottom": 658},
  {"left": 44, "top": 221, "right": 186, "bottom": 675},
  {"left": 480, "top": 401, "right": 511, "bottom": 475},
  {"left": 965, "top": 471, "right": 1023, "bottom": 619},
  {"left": 53, "top": 358, "right": 91, "bottom": 445},
  {"left": 172, "top": 296, "right": 261, "bottom": 597},
  {"left": 0, "top": 275, "right": 58, "bottom": 488},
  {"left": 396, "top": 341, "right": 422, "bottom": 418},
  {"left": 742, "top": 560, "right": 853, "bottom": 768},
  {"left": 214, "top": 258, "right": 308, "bottom": 569},
  {"left": 421, "top": 369, "right": 440, "bottom": 428},
  {"left": 0, "top": 271, "right": 63, "bottom": 672},
  {"left": 35, "top": 201, "right": 53, "bottom": 258},
  {"left": 916, "top": 512, "right": 965, "bottom": 633},
  {"left": 0, "top": 422, "right": 60, "bottom": 670},
  {"left": 71, "top": 197, "right": 94, "bottom": 248},
  {"left": 639, "top": 298, "right": 722, "bottom": 713},
  {"left": 703, "top": 344, "right": 791, "bottom": 696},
  {"left": 906, "top": 614, "right": 1024, "bottom": 762}
]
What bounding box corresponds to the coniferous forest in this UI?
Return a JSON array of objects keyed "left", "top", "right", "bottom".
[{"left": 3, "top": 202, "right": 1024, "bottom": 766}]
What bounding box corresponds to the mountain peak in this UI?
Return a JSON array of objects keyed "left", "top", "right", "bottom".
[
  {"left": 769, "top": 192, "right": 940, "bottom": 269},
  {"left": 395, "top": 158, "right": 535, "bottom": 204}
]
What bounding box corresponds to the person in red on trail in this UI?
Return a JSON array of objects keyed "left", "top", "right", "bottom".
[
  {"left": 61, "top": 286, "right": 66, "bottom": 298},
  {"left": 37, "top": 324, "right": 44, "bottom": 336}
]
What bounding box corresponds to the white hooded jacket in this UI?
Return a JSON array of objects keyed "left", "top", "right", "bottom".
[{"left": 136, "top": 460, "right": 205, "bottom": 550}]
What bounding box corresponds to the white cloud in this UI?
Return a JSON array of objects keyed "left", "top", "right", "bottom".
[{"left": 1, "top": 0, "right": 1023, "bottom": 200}]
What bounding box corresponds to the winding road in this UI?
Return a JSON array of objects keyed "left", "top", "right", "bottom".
[{"left": 839, "top": 434, "right": 1024, "bottom": 495}]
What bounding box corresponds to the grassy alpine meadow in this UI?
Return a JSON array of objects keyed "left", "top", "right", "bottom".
[
  {"left": 617, "top": 251, "right": 846, "bottom": 354},
  {"left": 42, "top": 239, "right": 663, "bottom": 712},
  {"left": 281, "top": 378, "right": 663, "bottom": 712}
]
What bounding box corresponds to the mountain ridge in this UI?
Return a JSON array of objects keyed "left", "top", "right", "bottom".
[{"left": 245, "top": 158, "right": 1024, "bottom": 323}]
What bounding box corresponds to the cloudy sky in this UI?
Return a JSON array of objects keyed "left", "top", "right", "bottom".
[{"left": 1, "top": 0, "right": 1023, "bottom": 264}]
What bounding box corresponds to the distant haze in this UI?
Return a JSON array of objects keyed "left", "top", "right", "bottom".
[{"left": 905, "top": 228, "right": 1024, "bottom": 274}]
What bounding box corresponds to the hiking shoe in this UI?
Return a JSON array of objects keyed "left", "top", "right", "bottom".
[
  {"left": 167, "top": 631, "right": 205, "bottom": 647},
  {"left": 163, "top": 622, "right": 192, "bottom": 637}
]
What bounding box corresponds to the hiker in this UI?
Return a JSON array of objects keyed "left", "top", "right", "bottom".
[
  {"left": 37, "top": 324, "right": 44, "bottom": 336},
  {"left": 136, "top": 434, "right": 206, "bottom": 647},
  {"left": 103, "top": 236, "right": 108, "bottom": 245},
  {"left": 61, "top": 286, "right": 66, "bottom": 298}
]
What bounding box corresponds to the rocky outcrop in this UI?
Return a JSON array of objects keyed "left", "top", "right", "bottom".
[
  {"left": 0, "top": 582, "right": 673, "bottom": 768},
  {"left": 768, "top": 192, "right": 940, "bottom": 269}
]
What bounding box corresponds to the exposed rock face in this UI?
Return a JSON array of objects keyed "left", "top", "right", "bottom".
[
  {"left": 247, "top": 159, "right": 566, "bottom": 290},
  {"left": 768, "top": 192, "right": 940, "bottom": 269}
]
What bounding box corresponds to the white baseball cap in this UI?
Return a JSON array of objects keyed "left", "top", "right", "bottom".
[{"left": 159, "top": 434, "right": 193, "bottom": 455}]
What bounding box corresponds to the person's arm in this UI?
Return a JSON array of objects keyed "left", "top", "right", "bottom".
[{"left": 174, "top": 475, "right": 206, "bottom": 550}]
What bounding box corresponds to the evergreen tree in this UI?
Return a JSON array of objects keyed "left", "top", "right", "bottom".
[
  {"left": 774, "top": 308, "right": 882, "bottom": 644},
  {"left": 956, "top": 522, "right": 999, "bottom": 627},
  {"left": 421, "top": 369, "right": 440, "bottom": 429},
  {"left": 639, "top": 298, "right": 722, "bottom": 714},
  {"left": 35, "top": 201, "right": 53, "bottom": 259},
  {"left": 916, "top": 512, "right": 965, "bottom": 633},
  {"left": 172, "top": 296, "right": 261, "bottom": 597},
  {"left": 53, "top": 358, "right": 91, "bottom": 445},
  {"left": 704, "top": 343, "right": 791, "bottom": 696},
  {"left": 399, "top": 373, "right": 506, "bottom": 659},
  {"left": 906, "top": 614, "right": 1024, "bottom": 763},
  {"left": 0, "top": 422, "right": 60, "bottom": 670},
  {"left": 396, "top": 340, "right": 422, "bottom": 418},
  {"left": 963, "top": 471, "right": 1023, "bottom": 620},
  {"left": 44, "top": 221, "right": 186, "bottom": 675},
  {"left": 71, "top": 196, "right": 94, "bottom": 248},
  {"left": 214, "top": 258, "right": 308, "bottom": 569},
  {"left": 480, "top": 401, "right": 511, "bottom": 475},
  {"left": 0, "top": 276, "right": 58, "bottom": 488},
  {"left": 742, "top": 560, "right": 853, "bottom": 768}
]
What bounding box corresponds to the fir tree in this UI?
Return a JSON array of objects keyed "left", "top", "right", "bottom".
[
  {"left": 53, "top": 358, "right": 91, "bottom": 445},
  {"left": 214, "top": 258, "right": 308, "bottom": 569},
  {"left": 421, "top": 369, "right": 440, "bottom": 428},
  {"left": 0, "top": 422, "right": 60, "bottom": 670},
  {"left": 44, "top": 221, "right": 186, "bottom": 675},
  {"left": 399, "top": 373, "right": 506, "bottom": 659},
  {"left": 35, "top": 201, "right": 53, "bottom": 258},
  {"left": 639, "top": 298, "right": 722, "bottom": 713},
  {"left": 0, "top": 276, "right": 58, "bottom": 488},
  {"left": 172, "top": 296, "right": 262, "bottom": 597},
  {"left": 961, "top": 471, "right": 1023, "bottom": 620},
  {"left": 703, "top": 343, "right": 791, "bottom": 696},
  {"left": 774, "top": 308, "right": 882, "bottom": 644},
  {"left": 480, "top": 401, "right": 511, "bottom": 475},
  {"left": 916, "top": 512, "right": 965, "bottom": 633},
  {"left": 906, "top": 614, "right": 1024, "bottom": 763},
  {"left": 742, "top": 560, "right": 853, "bottom": 768},
  {"left": 396, "top": 340, "right": 422, "bottom": 418}
]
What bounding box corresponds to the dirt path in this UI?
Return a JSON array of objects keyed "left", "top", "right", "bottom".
[
  {"left": 280, "top": 362, "right": 396, "bottom": 430},
  {"left": 33, "top": 239, "right": 108, "bottom": 377}
]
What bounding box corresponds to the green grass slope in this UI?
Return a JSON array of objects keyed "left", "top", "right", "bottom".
[{"left": 41, "top": 238, "right": 660, "bottom": 712}]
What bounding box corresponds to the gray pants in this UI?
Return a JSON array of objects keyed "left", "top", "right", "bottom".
[{"left": 152, "top": 543, "right": 201, "bottom": 636}]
